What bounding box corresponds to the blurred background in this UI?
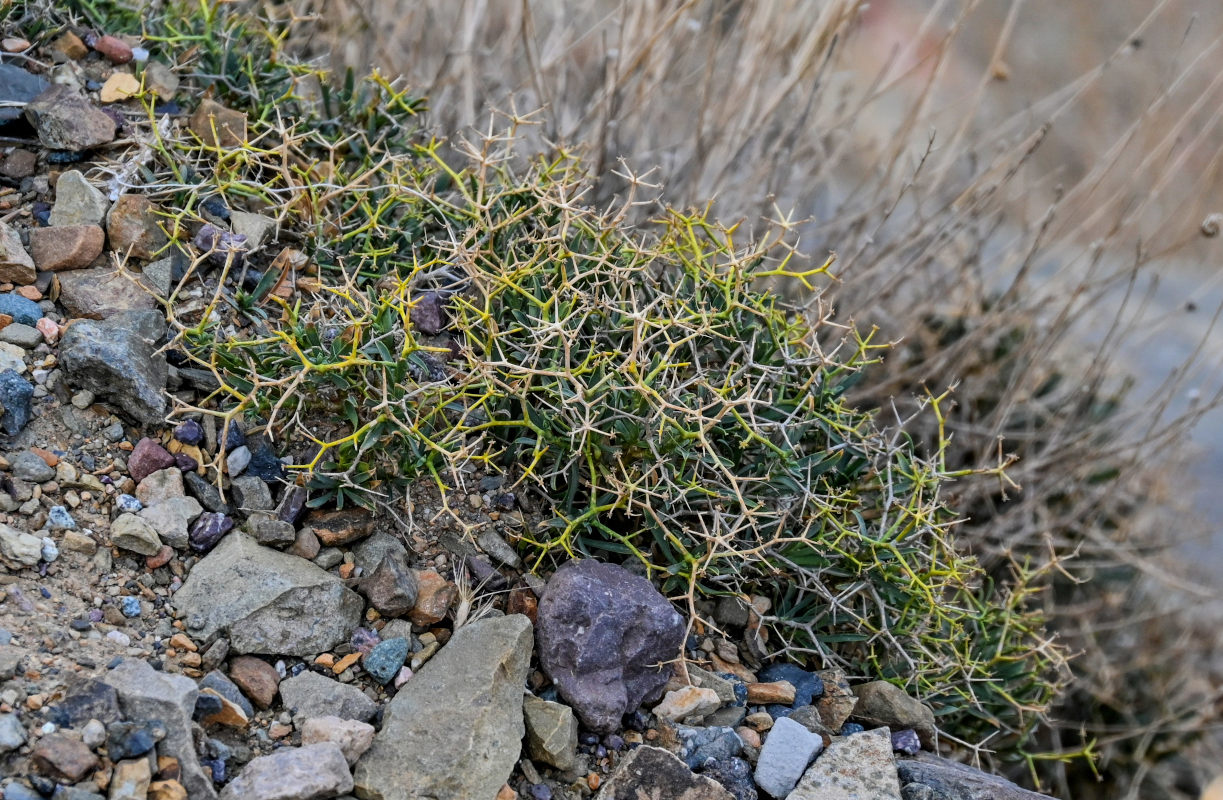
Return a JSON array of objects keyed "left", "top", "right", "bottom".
[{"left": 288, "top": 1, "right": 1223, "bottom": 796}]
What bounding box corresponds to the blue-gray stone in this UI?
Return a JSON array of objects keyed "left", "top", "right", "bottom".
[
  {"left": 0, "top": 293, "right": 42, "bottom": 326},
  {"left": 0, "top": 369, "right": 32, "bottom": 436},
  {"left": 364, "top": 637, "right": 409, "bottom": 684},
  {"left": 105, "top": 719, "right": 164, "bottom": 759},
  {"left": 174, "top": 419, "right": 204, "bottom": 445},
  {"left": 4, "top": 783, "right": 42, "bottom": 800},
  {"left": 120, "top": 596, "right": 141, "bottom": 618},
  {"left": 674, "top": 724, "right": 744, "bottom": 769},
  {"left": 115, "top": 494, "right": 143, "bottom": 513},
  {"left": 754, "top": 716, "right": 824, "bottom": 798},
  {"left": 699, "top": 757, "right": 758, "bottom": 800},
  {"left": 892, "top": 727, "right": 921, "bottom": 755},
  {"left": 48, "top": 506, "right": 76, "bottom": 531}
]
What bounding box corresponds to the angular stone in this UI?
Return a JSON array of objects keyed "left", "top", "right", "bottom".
[
  {"left": 363, "top": 637, "right": 409, "bottom": 684},
  {"left": 189, "top": 100, "right": 247, "bottom": 149},
  {"left": 100, "top": 72, "right": 141, "bottom": 103},
  {"left": 595, "top": 746, "right": 734, "bottom": 800},
  {"left": 287, "top": 526, "right": 320, "bottom": 560},
  {"left": 0, "top": 292, "right": 41, "bottom": 325},
  {"left": 148, "top": 781, "right": 187, "bottom": 800},
  {"left": 279, "top": 670, "right": 377, "bottom": 723},
  {"left": 537, "top": 559, "right": 685, "bottom": 733},
  {"left": 0, "top": 323, "right": 42, "bottom": 349},
  {"left": 654, "top": 686, "right": 722, "bottom": 723},
  {"left": 231, "top": 475, "right": 273, "bottom": 511},
  {"left": 144, "top": 62, "right": 179, "bottom": 101},
  {"left": 184, "top": 471, "right": 230, "bottom": 514},
  {"left": 0, "top": 522, "right": 41, "bottom": 566},
  {"left": 228, "top": 655, "right": 280, "bottom": 710},
  {"left": 108, "top": 195, "right": 168, "bottom": 261},
  {"left": 230, "top": 211, "right": 276, "bottom": 249},
  {"left": 188, "top": 511, "right": 234, "bottom": 552},
  {"left": 111, "top": 512, "right": 163, "bottom": 556},
  {"left": 0, "top": 369, "right": 32, "bottom": 435},
  {"left": 408, "top": 569, "right": 457, "bottom": 626},
  {"left": 301, "top": 716, "right": 375, "bottom": 766},
  {"left": 200, "top": 670, "right": 254, "bottom": 719},
  {"left": 852, "top": 681, "right": 937, "bottom": 748},
  {"left": 754, "top": 717, "right": 824, "bottom": 798},
  {"left": 139, "top": 496, "right": 202, "bottom": 550},
  {"left": 896, "top": 754, "right": 1053, "bottom": 800},
  {"left": 11, "top": 449, "right": 54, "bottom": 481},
  {"left": 353, "top": 615, "right": 533, "bottom": 800},
  {"left": 687, "top": 666, "right": 738, "bottom": 707},
  {"left": 136, "top": 465, "right": 184, "bottom": 504},
  {"left": 174, "top": 533, "right": 363, "bottom": 655},
  {"left": 351, "top": 531, "right": 407, "bottom": 573},
  {"left": 32, "top": 733, "right": 99, "bottom": 782},
  {"left": 815, "top": 668, "right": 857, "bottom": 731},
  {"left": 51, "top": 171, "right": 109, "bottom": 227},
  {"left": 29, "top": 224, "right": 104, "bottom": 271},
  {"left": 57, "top": 267, "right": 159, "bottom": 319},
  {"left": 46, "top": 678, "right": 121, "bottom": 728},
  {"left": 219, "top": 742, "right": 352, "bottom": 800},
  {"left": 249, "top": 515, "right": 296, "bottom": 548},
  {"left": 60, "top": 311, "right": 166, "bottom": 424},
  {"left": 357, "top": 551, "right": 417, "bottom": 617},
  {"left": 101, "top": 658, "right": 217, "bottom": 800},
  {"left": 0, "top": 62, "right": 47, "bottom": 124},
  {"left": 747, "top": 681, "right": 796, "bottom": 706},
  {"left": 790, "top": 727, "right": 900, "bottom": 800},
  {"left": 523, "top": 695, "right": 578, "bottom": 770},
  {"left": 411, "top": 291, "right": 448, "bottom": 334},
  {"left": 307, "top": 508, "right": 375, "bottom": 547},
  {"left": 0, "top": 221, "right": 35, "bottom": 285},
  {"left": 25, "top": 85, "right": 115, "bottom": 150},
  {"left": 0, "top": 712, "right": 26, "bottom": 752},
  {"left": 109, "top": 757, "right": 152, "bottom": 800}
]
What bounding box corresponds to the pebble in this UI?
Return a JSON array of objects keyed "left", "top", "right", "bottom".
[
  {"left": 116, "top": 493, "right": 143, "bottom": 513},
  {"left": 363, "top": 637, "right": 409, "bottom": 684},
  {"left": 173, "top": 419, "right": 203, "bottom": 445},
  {"left": 0, "top": 323, "right": 42, "bottom": 349},
  {"left": 226, "top": 445, "right": 251, "bottom": 476},
  {"left": 10, "top": 450, "right": 55, "bottom": 482},
  {"left": 100, "top": 72, "right": 141, "bottom": 103},
  {"left": 82, "top": 719, "right": 106, "bottom": 748},
  {"left": 0, "top": 712, "right": 26, "bottom": 752},
  {"left": 754, "top": 716, "right": 824, "bottom": 798},
  {"left": 71, "top": 389, "right": 95, "bottom": 409},
  {"left": 47, "top": 506, "right": 76, "bottom": 531},
  {"left": 0, "top": 370, "right": 32, "bottom": 436},
  {"left": 0, "top": 293, "right": 41, "bottom": 326},
  {"left": 40, "top": 536, "right": 59, "bottom": 563},
  {"left": 188, "top": 512, "right": 233, "bottom": 552},
  {"left": 891, "top": 727, "right": 922, "bottom": 755},
  {"left": 120, "top": 596, "right": 142, "bottom": 618},
  {"left": 92, "top": 34, "right": 134, "bottom": 64}
]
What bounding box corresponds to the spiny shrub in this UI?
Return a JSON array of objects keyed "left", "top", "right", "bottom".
[{"left": 51, "top": 0, "right": 1066, "bottom": 753}]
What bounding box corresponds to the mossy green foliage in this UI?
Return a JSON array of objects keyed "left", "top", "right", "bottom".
[{"left": 46, "top": 0, "right": 1064, "bottom": 753}]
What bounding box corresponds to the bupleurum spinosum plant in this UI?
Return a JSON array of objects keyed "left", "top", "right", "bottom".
[{"left": 43, "top": 0, "right": 1067, "bottom": 755}]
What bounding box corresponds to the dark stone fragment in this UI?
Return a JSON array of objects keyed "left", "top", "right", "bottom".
[
  {"left": 0, "top": 63, "right": 48, "bottom": 124},
  {"left": 222, "top": 420, "right": 244, "bottom": 450},
  {"left": 58, "top": 311, "right": 168, "bottom": 426},
  {"left": 175, "top": 452, "right": 198, "bottom": 471},
  {"left": 245, "top": 436, "right": 284, "bottom": 481},
  {"left": 174, "top": 419, "right": 204, "bottom": 445},
  {"left": 200, "top": 195, "right": 230, "bottom": 221},
  {"left": 536, "top": 559, "right": 685, "bottom": 733},
  {"left": 200, "top": 670, "right": 254, "bottom": 718},
  {"left": 276, "top": 485, "right": 308, "bottom": 524},
  {"left": 45, "top": 678, "right": 120, "bottom": 728},
  {"left": 462, "top": 555, "right": 507, "bottom": 591},
  {"left": 411, "top": 291, "right": 448, "bottom": 334},
  {"left": 188, "top": 512, "right": 233, "bottom": 553},
  {"left": 193, "top": 224, "right": 246, "bottom": 268},
  {"left": 674, "top": 725, "right": 743, "bottom": 770},
  {"left": 192, "top": 692, "right": 224, "bottom": 720},
  {"left": 760, "top": 662, "right": 823, "bottom": 718},
  {"left": 358, "top": 552, "right": 418, "bottom": 618},
  {"left": 896, "top": 754, "right": 1056, "bottom": 800},
  {"left": 0, "top": 292, "right": 42, "bottom": 325},
  {"left": 363, "top": 637, "right": 409, "bottom": 684},
  {"left": 699, "top": 757, "right": 758, "bottom": 800},
  {"left": 184, "top": 471, "right": 231, "bottom": 514},
  {"left": 24, "top": 85, "right": 115, "bottom": 150},
  {"left": 45, "top": 150, "right": 86, "bottom": 164},
  {"left": 599, "top": 745, "right": 734, "bottom": 800},
  {"left": 0, "top": 369, "right": 33, "bottom": 435},
  {"left": 105, "top": 719, "right": 164, "bottom": 759},
  {"left": 69, "top": 618, "right": 92, "bottom": 631},
  {"left": 840, "top": 722, "right": 865, "bottom": 735},
  {"left": 892, "top": 727, "right": 922, "bottom": 755}
]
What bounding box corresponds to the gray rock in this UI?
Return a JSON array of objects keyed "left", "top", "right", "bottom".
[
  {"left": 138, "top": 496, "right": 202, "bottom": 550},
  {"left": 226, "top": 445, "right": 251, "bottom": 476},
  {"left": 674, "top": 725, "right": 744, "bottom": 770},
  {"left": 0, "top": 369, "right": 33, "bottom": 435},
  {"left": 279, "top": 670, "right": 377, "bottom": 723},
  {"left": 353, "top": 614, "right": 534, "bottom": 800},
  {"left": 852, "top": 682, "right": 937, "bottom": 748},
  {"left": 50, "top": 171, "right": 109, "bottom": 227},
  {"left": 135, "top": 466, "right": 184, "bottom": 506},
  {"left": 110, "top": 512, "right": 163, "bottom": 556},
  {"left": 230, "top": 211, "right": 277, "bottom": 249},
  {"left": 249, "top": 515, "right": 296, "bottom": 548},
  {"left": 172, "top": 533, "right": 363, "bottom": 655},
  {"left": 25, "top": 85, "right": 116, "bottom": 150},
  {"left": 536, "top": 559, "right": 685, "bottom": 732},
  {"left": 596, "top": 746, "right": 734, "bottom": 800},
  {"left": 0, "top": 324, "right": 41, "bottom": 349},
  {"left": 896, "top": 755, "right": 1055, "bottom": 800},
  {"left": 220, "top": 742, "right": 352, "bottom": 800},
  {"left": 200, "top": 670, "right": 255, "bottom": 719},
  {"left": 184, "top": 470, "right": 231, "bottom": 514},
  {"left": 689, "top": 665, "right": 738, "bottom": 707},
  {"left": 101, "top": 658, "right": 217, "bottom": 800},
  {"left": 754, "top": 716, "right": 824, "bottom": 798},
  {"left": 0, "top": 522, "right": 41, "bottom": 566},
  {"left": 0, "top": 63, "right": 48, "bottom": 124},
  {"left": 10, "top": 450, "right": 54, "bottom": 482},
  {"left": 301, "top": 716, "right": 375, "bottom": 765},
  {"left": 0, "top": 712, "right": 26, "bottom": 752},
  {"left": 523, "top": 694, "right": 578, "bottom": 770},
  {"left": 56, "top": 267, "right": 158, "bottom": 320},
  {"left": 59, "top": 310, "right": 167, "bottom": 425},
  {"left": 143, "top": 256, "right": 174, "bottom": 297},
  {"left": 352, "top": 531, "right": 408, "bottom": 574},
  {"left": 231, "top": 475, "right": 272, "bottom": 510},
  {"left": 0, "top": 221, "right": 35, "bottom": 285},
  {"left": 47, "top": 678, "right": 121, "bottom": 727},
  {"left": 790, "top": 727, "right": 900, "bottom": 800}
]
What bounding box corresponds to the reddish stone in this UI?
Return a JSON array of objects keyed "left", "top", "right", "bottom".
[
  {"left": 92, "top": 34, "right": 133, "bottom": 64},
  {"left": 129, "top": 437, "right": 175, "bottom": 482},
  {"left": 307, "top": 508, "right": 375, "bottom": 546},
  {"left": 28, "top": 224, "right": 104, "bottom": 271},
  {"left": 146, "top": 545, "right": 174, "bottom": 569},
  {"left": 409, "top": 569, "right": 457, "bottom": 626},
  {"left": 188, "top": 99, "right": 247, "bottom": 149},
  {"left": 107, "top": 195, "right": 168, "bottom": 261},
  {"left": 228, "top": 655, "right": 280, "bottom": 710},
  {"left": 0, "top": 149, "right": 36, "bottom": 179},
  {"left": 32, "top": 733, "right": 99, "bottom": 782},
  {"left": 506, "top": 581, "right": 538, "bottom": 623}
]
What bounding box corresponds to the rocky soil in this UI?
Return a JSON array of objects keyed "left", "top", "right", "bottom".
[{"left": 0, "top": 19, "right": 1057, "bottom": 800}]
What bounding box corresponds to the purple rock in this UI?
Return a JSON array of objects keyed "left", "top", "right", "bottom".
[
  {"left": 350, "top": 627, "right": 381, "bottom": 655},
  {"left": 536, "top": 560, "right": 685, "bottom": 733},
  {"left": 175, "top": 453, "right": 198, "bottom": 471},
  {"left": 128, "top": 437, "right": 175, "bottom": 483},
  {"left": 276, "top": 485, "right": 308, "bottom": 524},
  {"left": 173, "top": 419, "right": 204, "bottom": 445},
  {"left": 412, "top": 291, "right": 448, "bottom": 335},
  {"left": 193, "top": 224, "right": 247, "bottom": 268},
  {"left": 189, "top": 512, "right": 234, "bottom": 553},
  {"left": 891, "top": 727, "right": 922, "bottom": 756}
]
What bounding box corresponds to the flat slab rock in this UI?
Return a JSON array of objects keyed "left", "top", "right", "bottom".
[
  {"left": 219, "top": 742, "right": 352, "bottom": 800},
  {"left": 595, "top": 745, "right": 734, "bottom": 800},
  {"left": 172, "top": 532, "right": 363, "bottom": 656},
  {"left": 897, "top": 754, "right": 1055, "bottom": 800},
  {"left": 789, "top": 727, "right": 901, "bottom": 800},
  {"left": 353, "top": 614, "right": 533, "bottom": 800}
]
